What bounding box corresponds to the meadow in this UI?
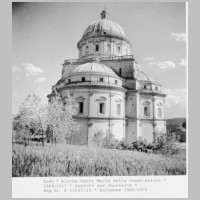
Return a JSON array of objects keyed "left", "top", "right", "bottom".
[{"left": 12, "top": 143, "right": 186, "bottom": 177}]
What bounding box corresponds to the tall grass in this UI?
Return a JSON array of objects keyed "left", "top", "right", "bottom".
[{"left": 12, "top": 143, "right": 186, "bottom": 177}]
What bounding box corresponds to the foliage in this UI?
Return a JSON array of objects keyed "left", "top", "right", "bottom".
[
  {"left": 12, "top": 143, "right": 186, "bottom": 177},
  {"left": 153, "top": 132, "right": 178, "bottom": 156},
  {"left": 91, "top": 129, "right": 120, "bottom": 149},
  {"left": 12, "top": 94, "right": 47, "bottom": 145},
  {"left": 12, "top": 93, "right": 79, "bottom": 145},
  {"left": 178, "top": 131, "right": 186, "bottom": 142},
  {"left": 91, "top": 130, "right": 104, "bottom": 148},
  {"left": 182, "top": 120, "right": 186, "bottom": 129},
  {"left": 46, "top": 94, "right": 79, "bottom": 144}
]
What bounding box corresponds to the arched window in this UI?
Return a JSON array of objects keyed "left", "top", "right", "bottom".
[{"left": 143, "top": 85, "right": 147, "bottom": 89}]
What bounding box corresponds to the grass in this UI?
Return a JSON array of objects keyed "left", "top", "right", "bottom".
[{"left": 12, "top": 143, "right": 186, "bottom": 177}]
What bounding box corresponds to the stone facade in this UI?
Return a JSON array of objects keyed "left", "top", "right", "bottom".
[{"left": 47, "top": 9, "right": 166, "bottom": 144}]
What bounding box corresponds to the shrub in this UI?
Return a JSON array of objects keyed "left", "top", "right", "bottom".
[
  {"left": 91, "top": 130, "right": 104, "bottom": 148},
  {"left": 154, "top": 132, "right": 178, "bottom": 156},
  {"left": 179, "top": 131, "right": 186, "bottom": 142}
]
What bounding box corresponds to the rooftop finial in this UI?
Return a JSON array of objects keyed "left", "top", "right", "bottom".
[{"left": 101, "top": 4, "right": 109, "bottom": 19}]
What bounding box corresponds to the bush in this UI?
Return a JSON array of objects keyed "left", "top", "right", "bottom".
[
  {"left": 92, "top": 130, "right": 121, "bottom": 149},
  {"left": 179, "top": 131, "right": 186, "bottom": 142},
  {"left": 153, "top": 132, "right": 178, "bottom": 156}
]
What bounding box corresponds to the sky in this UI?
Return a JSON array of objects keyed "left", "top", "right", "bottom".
[{"left": 12, "top": 2, "right": 187, "bottom": 119}]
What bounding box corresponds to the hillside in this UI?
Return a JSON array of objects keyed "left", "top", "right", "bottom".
[{"left": 167, "top": 118, "right": 186, "bottom": 126}]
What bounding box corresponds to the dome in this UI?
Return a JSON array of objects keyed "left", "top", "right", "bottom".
[
  {"left": 72, "top": 62, "right": 119, "bottom": 77},
  {"left": 136, "top": 69, "right": 155, "bottom": 82},
  {"left": 78, "top": 10, "right": 130, "bottom": 46},
  {"left": 81, "top": 18, "right": 127, "bottom": 40}
]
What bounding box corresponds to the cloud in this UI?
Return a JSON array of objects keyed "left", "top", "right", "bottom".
[
  {"left": 34, "top": 77, "right": 46, "bottom": 83},
  {"left": 170, "top": 33, "right": 186, "bottom": 42},
  {"left": 179, "top": 58, "right": 187, "bottom": 67},
  {"left": 164, "top": 88, "right": 186, "bottom": 108},
  {"left": 22, "top": 63, "right": 44, "bottom": 77},
  {"left": 12, "top": 66, "right": 21, "bottom": 73},
  {"left": 143, "top": 57, "right": 154, "bottom": 61},
  {"left": 157, "top": 61, "right": 176, "bottom": 70}
]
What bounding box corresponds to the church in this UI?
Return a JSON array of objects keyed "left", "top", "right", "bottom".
[{"left": 47, "top": 9, "right": 166, "bottom": 145}]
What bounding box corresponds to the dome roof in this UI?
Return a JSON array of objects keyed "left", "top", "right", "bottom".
[
  {"left": 72, "top": 62, "right": 119, "bottom": 77},
  {"left": 136, "top": 69, "right": 155, "bottom": 82},
  {"left": 81, "top": 19, "right": 127, "bottom": 40},
  {"left": 78, "top": 10, "right": 129, "bottom": 45}
]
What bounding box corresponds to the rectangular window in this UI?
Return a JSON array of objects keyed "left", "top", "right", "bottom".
[
  {"left": 118, "top": 46, "right": 121, "bottom": 52},
  {"left": 99, "top": 103, "right": 105, "bottom": 114},
  {"left": 95, "top": 45, "right": 99, "bottom": 51},
  {"left": 158, "top": 108, "right": 162, "bottom": 117},
  {"left": 107, "top": 43, "right": 111, "bottom": 51},
  {"left": 144, "top": 106, "right": 150, "bottom": 117},
  {"left": 117, "top": 104, "right": 121, "bottom": 115},
  {"left": 79, "top": 102, "right": 84, "bottom": 114},
  {"left": 81, "top": 77, "right": 85, "bottom": 82},
  {"left": 115, "top": 80, "right": 118, "bottom": 84},
  {"left": 99, "top": 78, "right": 104, "bottom": 82}
]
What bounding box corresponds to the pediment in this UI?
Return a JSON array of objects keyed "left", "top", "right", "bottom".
[
  {"left": 76, "top": 96, "right": 85, "bottom": 101},
  {"left": 143, "top": 101, "right": 151, "bottom": 105},
  {"left": 115, "top": 98, "right": 123, "bottom": 102},
  {"left": 96, "top": 96, "right": 107, "bottom": 101}
]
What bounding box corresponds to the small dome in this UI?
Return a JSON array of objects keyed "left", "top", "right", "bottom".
[
  {"left": 136, "top": 69, "right": 155, "bottom": 82},
  {"left": 72, "top": 62, "right": 118, "bottom": 77}
]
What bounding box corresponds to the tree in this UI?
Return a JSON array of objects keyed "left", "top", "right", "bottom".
[
  {"left": 13, "top": 93, "right": 47, "bottom": 146},
  {"left": 46, "top": 94, "right": 78, "bottom": 145},
  {"left": 182, "top": 120, "right": 186, "bottom": 129}
]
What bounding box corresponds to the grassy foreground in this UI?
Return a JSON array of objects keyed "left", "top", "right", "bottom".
[{"left": 12, "top": 143, "right": 186, "bottom": 177}]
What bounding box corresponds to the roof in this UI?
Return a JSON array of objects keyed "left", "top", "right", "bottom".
[
  {"left": 81, "top": 18, "right": 127, "bottom": 41},
  {"left": 136, "top": 69, "right": 155, "bottom": 82},
  {"left": 72, "top": 61, "right": 119, "bottom": 77}
]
